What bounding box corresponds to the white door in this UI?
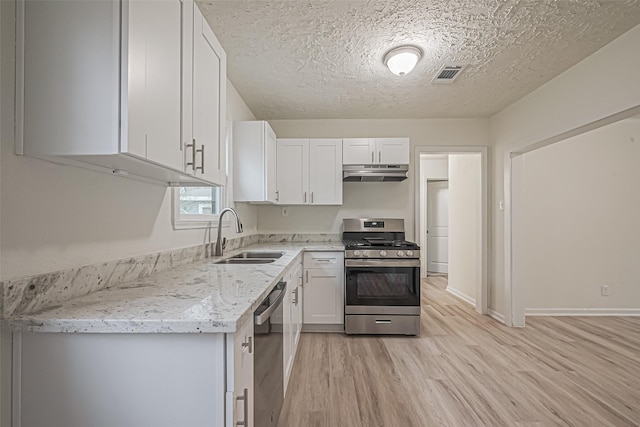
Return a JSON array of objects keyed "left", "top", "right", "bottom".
[
  {"left": 276, "top": 139, "right": 309, "bottom": 204},
  {"left": 309, "top": 139, "right": 342, "bottom": 205},
  {"left": 427, "top": 181, "right": 449, "bottom": 273}
]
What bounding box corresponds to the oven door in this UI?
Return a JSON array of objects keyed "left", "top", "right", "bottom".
[{"left": 345, "top": 259, "right": 420, "bottom": 312}]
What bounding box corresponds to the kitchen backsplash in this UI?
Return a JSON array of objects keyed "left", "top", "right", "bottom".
[{"left": 0, "top": 233, "right": 340, "bottom": 317}]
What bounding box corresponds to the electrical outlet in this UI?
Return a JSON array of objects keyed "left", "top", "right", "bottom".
[
  {"left": 281, "top": 207, "right": 289, "bottom": 217},
  {"left": 601, "top": 285, "right": 610, "bottom": 296}
]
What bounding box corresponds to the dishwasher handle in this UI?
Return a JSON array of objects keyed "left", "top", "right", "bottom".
[{"left": 255, "top": 281, "right": 286, "bottom": 326}]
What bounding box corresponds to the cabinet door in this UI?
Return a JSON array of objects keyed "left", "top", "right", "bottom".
[
  {"left": 282, "top": 272, "right": 293, "bottom": 394},
  {"left": 309, "top": 139, "right": 343, "bottom": 205},
  {"left": 342, "top": 138, "right": 375, "bottom": 165},
  {"left": 265, "top": 123, "right": 278, "bottom": 203},
  {"left": 126, "top": 0, "right": 182, "bottom": 171},
  {"left": 231, "top": 317, "right": 254, "bottom": 427},
  {"left": 303, "top": 268, "right": 344, "bottom": 325},
  {"left": 276, "top": 139, "right": 309, "bottom": 205},
  {"left": 294, "top": 272, "right": 303, "bottom": 349},
  {"left": 193, "top": 6, "right": 226, "bottom": 185},
  {"left": 376, "top": 137, "right": 410, "bottom": 164}
]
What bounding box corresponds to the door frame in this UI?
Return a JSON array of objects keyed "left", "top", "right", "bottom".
[
  {"left": 503, "top": 105, "right": 640, "bottom": 327},
  {"left": 414, "top": 146, "right": 488, "bottom": 315}
]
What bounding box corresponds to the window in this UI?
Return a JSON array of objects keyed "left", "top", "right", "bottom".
[{"left": 178, "top": 187, "right": 222, "bottom": 216}]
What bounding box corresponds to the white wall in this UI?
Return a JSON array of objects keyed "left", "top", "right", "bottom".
[
  {"left": 0, "top": 5, "right": 258, "bottom": 281},
  {"left": 489, "top": 24, "right": 640, "bottom": 319},
  {"left": 419, "top": 155, "right": 448, "bottom": 275},
  {"left": 447, "top": 154, "right": 482, "bottom": 305},
  {"left": 260, "top": 119, "right": 489, "bottom": 238},
  {"left": 519, "top": 119, "right": 640, "bottom": 312}
]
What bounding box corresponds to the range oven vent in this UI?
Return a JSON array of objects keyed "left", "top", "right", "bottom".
[{"left": 432, "top": 65, "right": 467, "bottom": 84}]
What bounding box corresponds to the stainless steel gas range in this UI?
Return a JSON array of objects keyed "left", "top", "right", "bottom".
[{"left": 342, "top": 218, "right": 421, "bottom": 335}]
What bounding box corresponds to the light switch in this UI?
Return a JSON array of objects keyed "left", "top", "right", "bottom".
[{"left": 499, "top": 200, "right": 504, "bottom": 211}]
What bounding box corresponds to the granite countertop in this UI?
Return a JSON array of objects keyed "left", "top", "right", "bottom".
[{"left": 4, "top": 243, "right": 344, "bottom": 334}]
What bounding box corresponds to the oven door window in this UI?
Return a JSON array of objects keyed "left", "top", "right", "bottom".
[{"left": 346, "top": 266, "right": 420, "bottom": 306}]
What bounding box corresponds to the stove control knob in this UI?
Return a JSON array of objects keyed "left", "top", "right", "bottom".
[
  {"left": 380, "top": 250, "right": 387, "bottom": 257},
  {"left": 353, "top": 250, "right": 360, "bottom": 256},
  {"left": 406, "top": 250, "right": 413, "bottom": 257},
  {"left": 397, "top": 251, "right": 404, "bottom": 257}
]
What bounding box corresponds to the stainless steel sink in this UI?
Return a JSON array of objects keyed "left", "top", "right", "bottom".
[
  {"left": 230, "top": 251, "right": 284, "bottom": 259},
  {"left": 215, "top": 258, "right": 276, "bottom": 265}
]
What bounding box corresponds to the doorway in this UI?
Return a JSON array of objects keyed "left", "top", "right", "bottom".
[{"left": 415, "top": 147, "right": 488, "bottom": 315}]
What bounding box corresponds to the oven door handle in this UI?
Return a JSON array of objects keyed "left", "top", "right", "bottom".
[{"left": 345, "top": 259, "right": 420, "bottom": 268}]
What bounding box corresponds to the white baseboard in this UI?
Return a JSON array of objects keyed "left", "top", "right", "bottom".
[
  {"left": 488, "top": 309, "right": 506, "bottom": 324},
  {"left": 526, "top": 308, "right": 640, "bottom": 316},
  {"left": 446, "top": 287, "right": 476, "bottom": 307}
]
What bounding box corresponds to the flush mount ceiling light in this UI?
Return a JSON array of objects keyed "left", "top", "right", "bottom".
[{"left": 383, "top": 45, "right": 423, "bottom": 76}]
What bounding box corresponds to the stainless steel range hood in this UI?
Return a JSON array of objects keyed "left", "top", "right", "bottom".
[{"left": 343, "top": 165, "right": 409, "bottom": 182}]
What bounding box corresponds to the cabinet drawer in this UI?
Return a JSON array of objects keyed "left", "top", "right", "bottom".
[{"left": 303, "top": 251, "right": 344, "bottom": 269}]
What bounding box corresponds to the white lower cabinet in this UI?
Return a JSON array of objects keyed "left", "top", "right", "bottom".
[
  {"left": 15, "top": 322, "right": 254, "bottom": 427},
  {"left": 270, "top": 257, "right": 303, "bottom": 396},
  {"left": 227, "top": 316, "right": 254, "bottom": 427},
  {"left": 303, "top": 252, "right": 345, "bottom": 331}
]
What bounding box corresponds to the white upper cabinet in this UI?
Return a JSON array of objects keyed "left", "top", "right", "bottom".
[
  {"left": 377, "top": 138, "right": 410, "bottom": 164},
  {"left": 343, "top": 137, "right": 410, "bottom": 165},
  {"left": 309, "top": 140, "right": 343, "bottom": 204},
  {"left": 233, "top": 121, "right": 278, "bottom": 203},
  {"left": 127, "top": 0, "right": 183, "bottom": 171},
  {"left": 189, "top": 5, "right": 226, "bottom": 185},
  {"left": 342, "top": 138, "right": 376, "bottom": 165},
  {"left": 276, "top": 139, "right": 342, "bottom": 205},
  {"left": 17, "top": 0, "right": 225, "bottom": 186},
  {"left": 276, "top": 139, "right": 309, "bottom": 205}
]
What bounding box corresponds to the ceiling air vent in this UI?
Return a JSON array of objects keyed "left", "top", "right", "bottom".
[{"left": 432, "top": 65, "right": 467, "bottom": 84}]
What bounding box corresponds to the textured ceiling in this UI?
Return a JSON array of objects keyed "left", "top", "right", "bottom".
[{"left": 199, "top": 1, "right": 640, "bottom": 120}]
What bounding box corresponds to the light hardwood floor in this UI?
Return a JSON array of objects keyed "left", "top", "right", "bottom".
[{"left": 278, "top": 276, "right": 640, "bottom": 426}]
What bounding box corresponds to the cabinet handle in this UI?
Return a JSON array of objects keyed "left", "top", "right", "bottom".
[
  {"left": 311, "top": 192, "right": 314, "bottom": 203},
  {"left": 236, "top": 388, "right": 249, "bottom": 426},
  {"left": 241, "top": 336, "right": 253, "bottom": 354},
  {"left": 305, "top": 270, "right": 308, "bottom": 284},
  {"left": 378, "top": 151, "right": 381, "bottom": 163},
  {"left": 304, "top": 192, "right": 307, "bottom": 203},
  {"left": 186, "top": 139, "right": 196, "bottom": 171},
  {"left": 275, "top": 190, "right": 279, "bottom": 201},
  {"left": 292, "top": 288, "right": 298, "bottom": 305},
  {"left": 371, "top": 151, "right": 374, "bottom": 163},
  {"left": 195, "top": 144, "right": 205, "bottom": 173}
]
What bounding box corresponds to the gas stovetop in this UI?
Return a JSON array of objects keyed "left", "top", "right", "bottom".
[{"left": 342, "top": 218, "right": 420, "bottom": 259}]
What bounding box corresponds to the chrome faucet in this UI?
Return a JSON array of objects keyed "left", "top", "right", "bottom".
[{"left": 214, "top": 207, "right": 244, "bottom": 256}]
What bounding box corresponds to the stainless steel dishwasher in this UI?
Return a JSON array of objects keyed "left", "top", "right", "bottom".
[{"left": 254, "top": 281, "right": 286, "bottom": 427}]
